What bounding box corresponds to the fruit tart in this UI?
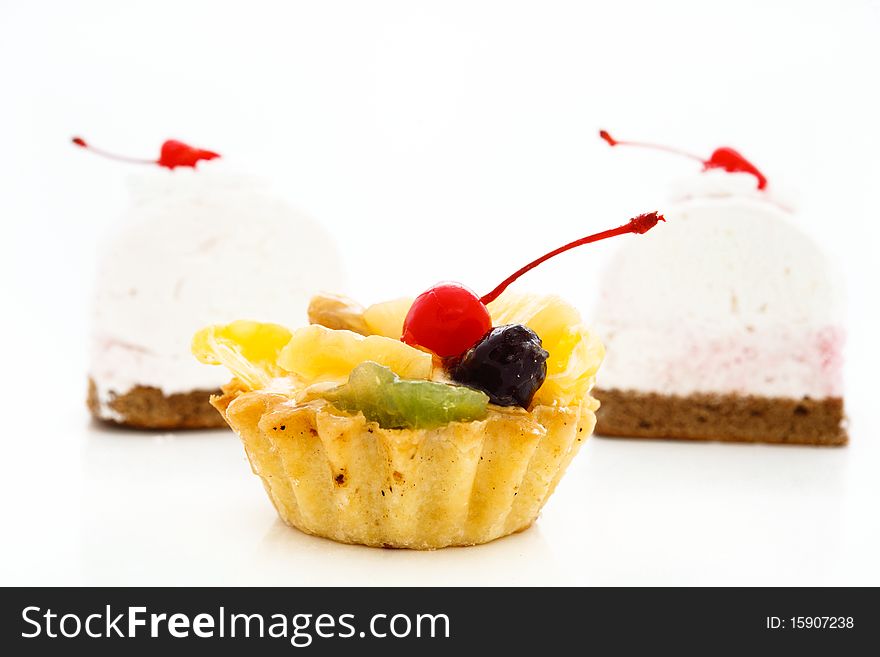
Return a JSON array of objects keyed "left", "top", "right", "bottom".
[{"left": 193, "top": 212, "right": 663, "bottom": 549}]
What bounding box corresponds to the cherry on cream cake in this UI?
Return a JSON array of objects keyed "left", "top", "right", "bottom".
[
  {"left": 75, "top": 137, "right": 345, "bottom": 429},
  {"left": 592, "top": 131, "right": 846, "bottom": 446},
  {"left": 192, "top": 212, "right": 662, "bottom": 549}
]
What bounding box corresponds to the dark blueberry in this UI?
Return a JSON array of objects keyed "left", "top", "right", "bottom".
[{"left": 449, "top": 324, "right": 548, "bottom": 408}]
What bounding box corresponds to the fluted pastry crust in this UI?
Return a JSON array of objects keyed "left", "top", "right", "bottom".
[{"left": 213, "top": 385, "right": 597, "bottom": 549}]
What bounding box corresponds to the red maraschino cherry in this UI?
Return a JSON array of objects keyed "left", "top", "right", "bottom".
[
  {"left": 401, "top": 283, "right": 492, "bottom": 359},
  {"left": 599, "top": 130, "right": 767, "bottom": 190},
  {"left": 401, "top": 211, "right": 665, "bottom": 358},
  {"left": 71, "top": 136, "right": 220, "bottom": 169}
]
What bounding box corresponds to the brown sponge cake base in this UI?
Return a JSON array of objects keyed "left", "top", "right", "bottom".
[
  {"left": 593, "top": 388, "right": 847, "bottom": 446},
  {"left": 87, "top": 378, "right": 227, "bottom": 430}
]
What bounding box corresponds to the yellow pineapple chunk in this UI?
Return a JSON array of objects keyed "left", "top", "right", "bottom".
[
  {"left": 278, "top": 324, "right": 432, "bottom": 383},
  {"left": 192, "top": 321, "right": 292, "bottom": 389},
  {"left": 363, "top": 297, "right": 414, "bottom": 339}
]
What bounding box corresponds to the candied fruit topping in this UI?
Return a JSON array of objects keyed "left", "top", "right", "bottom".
[{"left": 301, "top": 291, "right": 605, "bottom": 408}]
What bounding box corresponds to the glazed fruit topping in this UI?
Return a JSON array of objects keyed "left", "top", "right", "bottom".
[
  {"left": 449, "top": 324, "right": 548, "bottom": 407},
  {"left": 72, "top": 136, "right": 220, "bottom": 169},
  {"left": 401, "top": 212, "right": 664, "bottom": 359},
  {"left": 599, "top": 129, "right": 767, "bottom": 190},
  {"left": 324, "top": 361, "right": 489, "bottom": 429},
  {"left": 306, "top": 291, "right": 605, "bottom": 408}
]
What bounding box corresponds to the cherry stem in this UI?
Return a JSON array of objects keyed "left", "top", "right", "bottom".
[
  {"left": 599, "top": 130, "right": 705, "bottom": 164},
  {"left": 71, "top": 137, "right": 156, "bottom": 165},
  {"left": 480, "top": 212, "right": 665, "bottom": 305}
]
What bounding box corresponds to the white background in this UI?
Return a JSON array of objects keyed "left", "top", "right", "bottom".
[{"left": 1, "top": 0, "right": 879, "bottom": 585}]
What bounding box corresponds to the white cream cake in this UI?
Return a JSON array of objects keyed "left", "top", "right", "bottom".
[
  {"left": 88, "top": 167, "right": 345, "bottom": 428},
  {"left": 592, "top": 170, "right": 846, "bottom": 445}
]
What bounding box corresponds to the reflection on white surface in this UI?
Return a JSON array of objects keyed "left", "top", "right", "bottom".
[
  {"left": 79, "top": 422, "right": 560, "bottom": 586},
  {"left": 67, "top": 412, "right": 877, "bottom": 586},
  {"left": 255, "top": 518, "right": 558, "bottom": 587}
]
